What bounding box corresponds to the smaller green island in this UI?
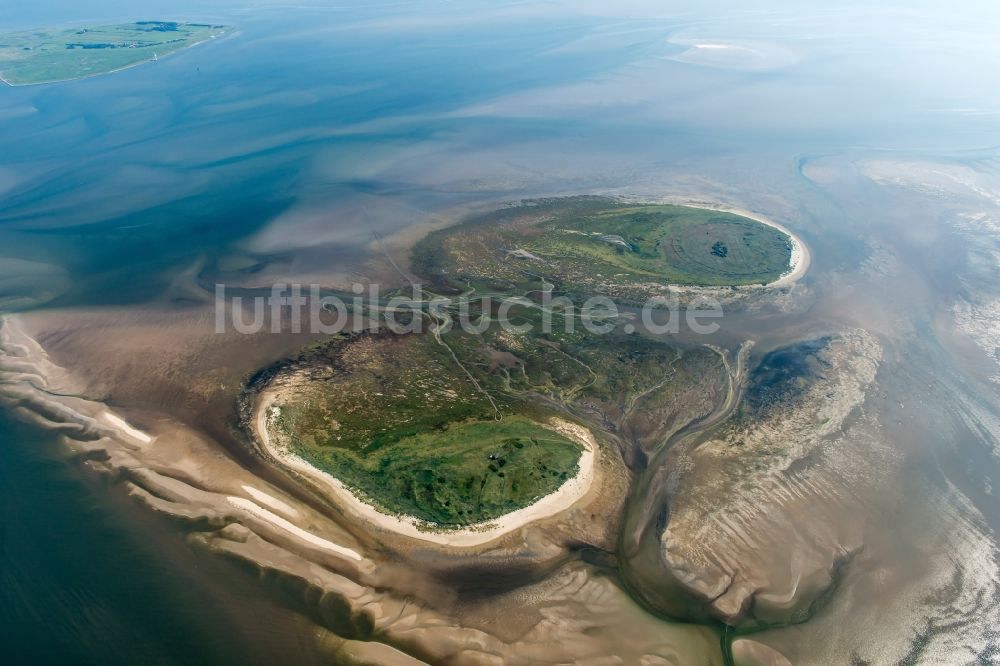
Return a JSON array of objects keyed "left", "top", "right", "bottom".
[
  {"left": 413, "top": 197, "right": 794, "bottom": 300},
  {"left": 0, "top": 21, "right": 230, "bottom": 86}
]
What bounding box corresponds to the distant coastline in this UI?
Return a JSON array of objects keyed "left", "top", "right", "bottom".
[{"left": 0, "top": 24, "right": 231, "bottom": 87}]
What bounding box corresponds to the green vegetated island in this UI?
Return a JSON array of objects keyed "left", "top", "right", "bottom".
[
  {"left": 251, "top": 198, "right": 793, "bottom": 528},
  {"left": 414, "top": 197, "right": 794, "bottom": 296},
  {"left": 0, "top": 21, "right": 230, "bottom": 86}
]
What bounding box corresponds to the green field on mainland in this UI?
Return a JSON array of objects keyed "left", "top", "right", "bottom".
[{"left": 0, "top": 21, "right": 229, "bottom": 86}]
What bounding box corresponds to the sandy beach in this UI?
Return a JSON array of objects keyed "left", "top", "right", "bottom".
[
  {"left": 254, "top": 390, "right": 597, "bottom": 547},
  {"left": 742, "top": 210, "right": 810, "bottom": 287}
]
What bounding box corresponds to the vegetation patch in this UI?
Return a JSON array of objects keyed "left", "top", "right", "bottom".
[
  {"left": 413, "top": 197, "right": 793, "bottom": 294},
  {"left": 276, "top": 405, "right": 581, "bottom": 525},
  {"left": 267, "top": 332, "right": 583, "bottom": 526}
]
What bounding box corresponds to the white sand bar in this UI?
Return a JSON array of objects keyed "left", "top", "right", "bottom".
[
  {"left": 227, "top": 496, "right": 362, "bottom": 561},
  {"left": 241, "top": 484, "right": 300, "bottom": 518},
  {"left": 102, "top": 411, "right": 153, "bottom": 444}
]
